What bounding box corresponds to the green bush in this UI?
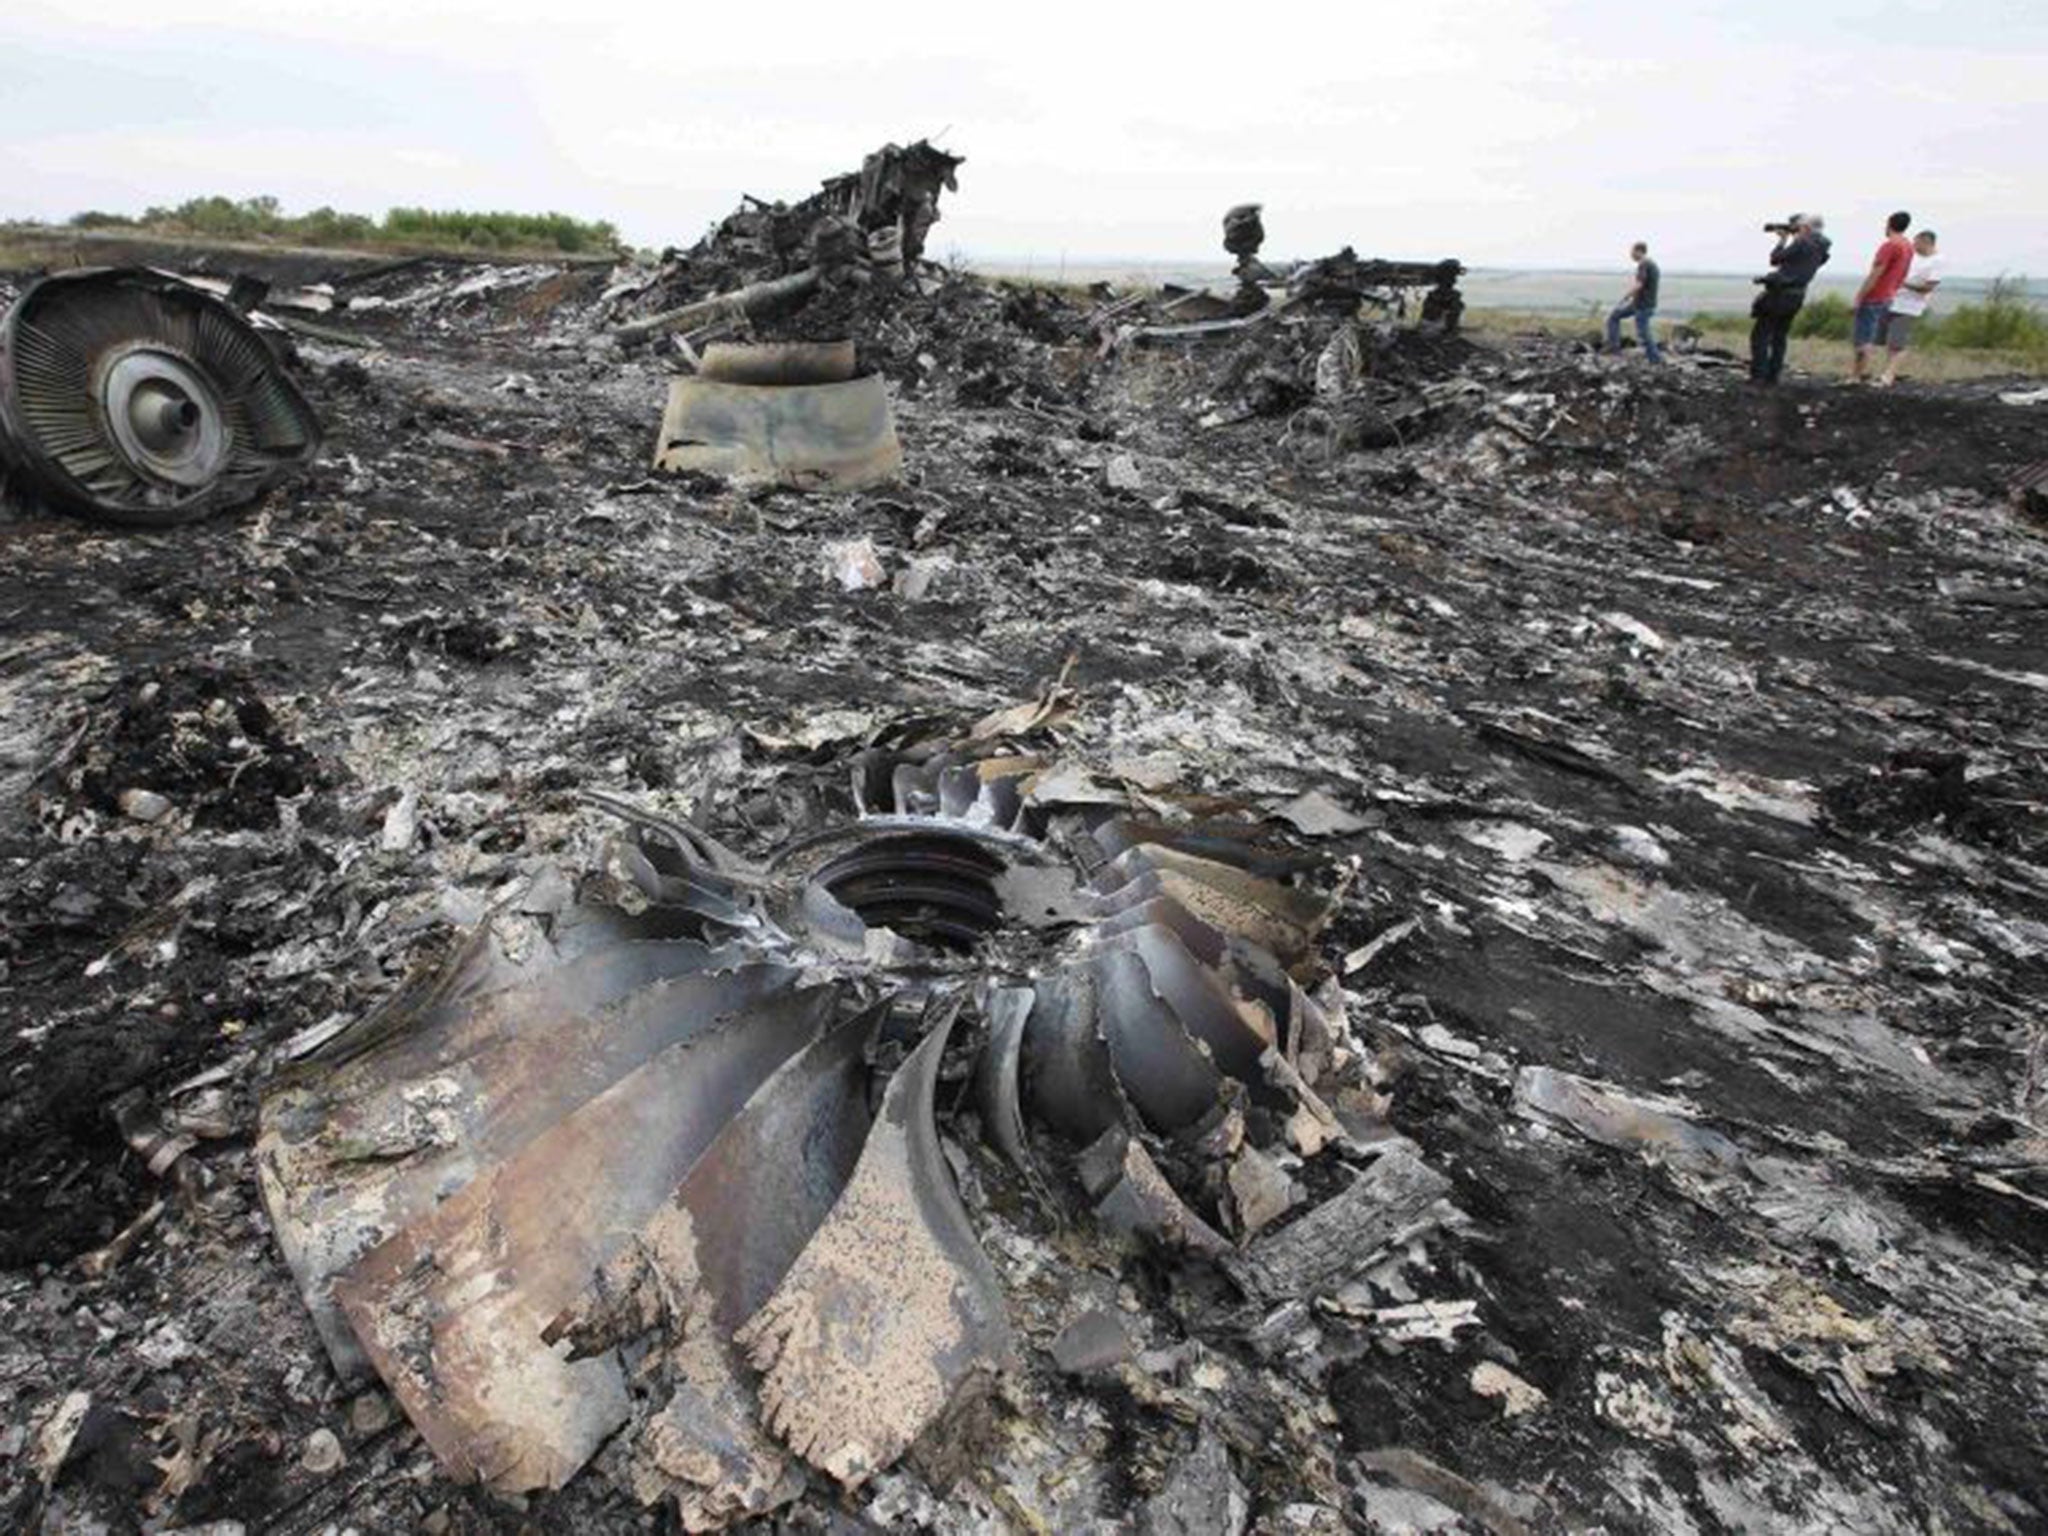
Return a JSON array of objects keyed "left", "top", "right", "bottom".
[
  {"left": 297, "top": 207, "right": 379, "bottom": 246},
  {"left": 1925, "top": 277, "right": 2045, "bottom": 355},
  {"left": 382, "top": 207, "right": 618, "bottom": 254},
  {"left": 53, "top": 196, "right": 621, "bottom": 256},
  {"left": 137, "top": 196, "right": 287, "bottom": 240},
  {"left": 1791, "top": 292, "right": 1853, "bottom": 340}
]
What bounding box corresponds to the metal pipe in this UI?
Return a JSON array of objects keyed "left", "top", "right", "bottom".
[{"left": 613, "top": 267, "right": 821, "bottom": 348}]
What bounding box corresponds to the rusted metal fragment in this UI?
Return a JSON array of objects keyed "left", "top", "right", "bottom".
[
  {"left": 259, "top": 940, "right": 782, "bottom": 1376},
  {"left": 545, "top": 1002, "right": 880, "bottom": 1349},
  {"left": 1257, "top": 1046, "right": 1347, "bottom": 1155},
  {"left": 546, "top": 1005, "right": 881, "bottom": 1528},
  {"left": 1117, "top": 901, "right": 1333, "bottom": 1098},
  {"left": 332, "top": 983, "right": 838, "bottom": 1493},
  {"left": 1281, "top": 976, "right": 1338, "bottom": 1079},
  {"left": 1096, "top": 895, "right": 1291, "bottom": 1047},
  {"left": 1078, "top": 1126, "right": 1232, "bottom": 1257},
  {"left": 621, "top": 1322, "right": 807, "bottom": 1528},
  {"left": 697, "top": 340, "right": 856, "bottom": 386},
  {"left": 1223, "top": 1146, "right": 1297, "bottom": 1238},
  {"left": 1093, "top": 843, "right": 1331, "bottom": 970},
  {"left": 1227, "top": 1143, "right": 1455, "bottom": 1302},
  {"left": 1090, "top": 815, "right": 1322, "bottom": 881},
  {"left": 737, "top": 1008, "right": 1015, "bottom": 1488},
  {"left": 653, "top": 373, "right": 901, "bottom": 490}
]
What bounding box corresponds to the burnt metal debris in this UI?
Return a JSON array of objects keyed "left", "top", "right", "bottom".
[
  {"left": 258, "top": 741, "right": 1368, "bottom": 1523},
  {"left": 615, "top": 143, "right": 954, "bottom": 487},
  {"left": 1290, "top": 249, "right": 1467, "bottom": 331},
  {"left": 613, "top": 139, "right": 963, "bottom": 352},
  {"left": 653, "top": 341, "right": 902, "bottom": 489},
  {"left": 0, "top": 267, "right": 321, "bottom": 526},
  {"left": 7, "top": 136, "right": 2048, "bottom": 1536}
]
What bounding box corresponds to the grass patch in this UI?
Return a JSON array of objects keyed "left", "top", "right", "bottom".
[
  {"left": 1926, "top": 277, "right": 2047, "bottom": 355},
  {"left": 1694, "top": 278, "right": 2048, "bottom": 363},
  {"left": 1470, "top": 304, "right": 2048, "bottom": 382},
  {"left": 59, "top": 195, "right": 621, "bottom": 257}
]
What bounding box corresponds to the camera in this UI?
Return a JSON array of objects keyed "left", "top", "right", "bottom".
[{"left": 1763, "top": 221, "right": 1798, "bottom": 235}]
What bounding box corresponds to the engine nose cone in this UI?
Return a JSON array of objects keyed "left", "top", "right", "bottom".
[{"left": 103, "top": 350, "right": 230, "bottom": 487}]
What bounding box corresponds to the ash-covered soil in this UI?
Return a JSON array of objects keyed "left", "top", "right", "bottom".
[{"left": 3, "top": 256, "right": 2046, "bottom": 1534}]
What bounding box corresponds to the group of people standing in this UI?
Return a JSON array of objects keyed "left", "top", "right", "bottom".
[
  {"left": 1748, "top": 212, "right": 1945, "bottom": 385},
  {"left": 1601, "top": 215, "right": 1946, "bottom": 386}
]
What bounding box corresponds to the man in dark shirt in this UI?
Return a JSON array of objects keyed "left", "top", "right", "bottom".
[
  {"left": 1605, "top": 241, "right": 1663, "bottom": 362},
  {"left": 1749, "top": 214, "right": 1833, "bottom": 384}
]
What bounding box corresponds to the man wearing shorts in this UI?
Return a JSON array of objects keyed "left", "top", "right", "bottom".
[
  {"left": 1880, "top": 230, "right": 1943, "bottom": 387},
  {"left": 1851, "top": 211, "right": 1913, "bottom": 381}
]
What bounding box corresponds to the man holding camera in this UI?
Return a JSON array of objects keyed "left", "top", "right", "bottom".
[
  {"left": 1605, "top": 241, "right": 1663, "bottom": 362},
  {"left": 1750, "top": 214, "right": 1833, "bottom": 384},
  {"left": 1851, "top": 211, "right": 1915, "bottom": 382}
]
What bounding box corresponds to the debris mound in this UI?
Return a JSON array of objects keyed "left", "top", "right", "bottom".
[
  {"left": 75, "top": 664, "right": 324, "bottom": 832},
  {"left": 612, "top": 140, "right": 964, "bottom": 357},
  {"left": 1821, "top": 748, "right": 2031, "bottom": 849}
]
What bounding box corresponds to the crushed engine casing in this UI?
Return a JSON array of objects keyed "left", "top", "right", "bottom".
[
  {"left": 0, "top": 267, "right": 322, "bottom": 526},
  {"left": 257, "top": 743, "right": 1350, "bottom": 1526}
]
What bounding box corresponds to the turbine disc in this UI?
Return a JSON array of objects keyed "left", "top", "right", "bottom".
[{"left": 0, "top": 267, "right": 322, "bottom": 527}]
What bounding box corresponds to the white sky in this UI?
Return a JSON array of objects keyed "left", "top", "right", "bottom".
[{"left": 2, "top": 1, "right": 2044, "bottom": 275}]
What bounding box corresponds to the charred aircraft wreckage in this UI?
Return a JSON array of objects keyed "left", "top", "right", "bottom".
[
  {"left": 256, "top": 729, "right": 1439, "bottom": 1527},
  {"left": 0, "top": 266, "right": 322, "bottom": 526},
  {"left": 0, "top": 139, "right": 1470, "bottom": 518},
  {"left": 11, "top": 145, "right": 1480, "bottom": 1523}
]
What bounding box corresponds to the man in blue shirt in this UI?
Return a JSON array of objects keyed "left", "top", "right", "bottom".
[{"left": 1605, "top": 242, "right": 1663, "bottom": 363}]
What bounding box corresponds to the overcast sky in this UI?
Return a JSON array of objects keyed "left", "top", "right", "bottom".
[{"left": 3, "top": 1, "right": 2043, "bottom": 275}]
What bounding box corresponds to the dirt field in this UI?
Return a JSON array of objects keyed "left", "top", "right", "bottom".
[{"left": 3, "top": 253, "right": 2046, "bottom": 1534}]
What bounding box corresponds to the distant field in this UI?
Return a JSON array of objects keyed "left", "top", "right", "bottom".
[
  {"left": 1461, "top": 267, "right": 2042, "bottom": 319},
  {"left": 1464, "top": 308, "right": 2048, "bottom": 382},
  {"left": 970, "top": 257, "right": 2041, "bottom": 318}
]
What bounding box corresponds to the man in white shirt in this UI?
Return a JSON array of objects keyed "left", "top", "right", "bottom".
[{"left": 1881, "top": 231, "right": 1944, "bottom": 386}]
